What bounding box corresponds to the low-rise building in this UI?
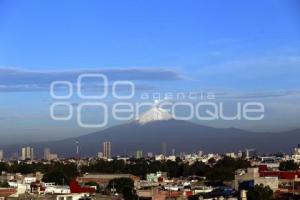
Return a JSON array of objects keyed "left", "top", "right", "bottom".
[
  {"left": 77, "top": 173, "right": 140, "bottom": 187},
  {"left": 234, "top": 168, "right": 279, "bottom": 191}
]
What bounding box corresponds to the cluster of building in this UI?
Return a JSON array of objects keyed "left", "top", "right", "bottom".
[
  {"left": 0, "top": 140, "right": 258, "bottom": 163},
  {"left": 0, "top": 147, "right": 58, "bottom": 162},
  {"left": 0, "top": 170, "right": 122, "bottom": 200},
  {"left": 0, "top": 141, "right": 113, "bottom": 161},
  {"left": 130, "top": 145, "right": 300, "bottom": 199},
  {"left": 2, "top": 144, "right": 300, "bottom": 199}
]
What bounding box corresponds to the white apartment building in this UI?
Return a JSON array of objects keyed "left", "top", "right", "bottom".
[{"left": 21, "top": 147, "right": 34, "bottom": 160}]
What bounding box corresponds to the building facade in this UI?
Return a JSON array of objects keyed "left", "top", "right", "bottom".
[
  {"left": 21, "top": 147, "right": 34, "bottom": 160},
  {"left": 103, "top": 141, "right": 111, "bottom": 159}
]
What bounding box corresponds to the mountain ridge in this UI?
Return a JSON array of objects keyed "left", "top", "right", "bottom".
[{"left": 0, "top": 119, "right": 299, "bottom": 158}]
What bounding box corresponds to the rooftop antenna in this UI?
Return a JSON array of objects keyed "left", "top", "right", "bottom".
[
  {"left": 75, "top": 141, "right": 80, "bottom": 172},
  {"left": 76, "top": 141, "right": 80, "bottom": 158}
]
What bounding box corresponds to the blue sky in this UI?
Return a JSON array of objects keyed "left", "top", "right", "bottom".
[{"left": 0, "top": 0, "right": 300, "bottom": 144}]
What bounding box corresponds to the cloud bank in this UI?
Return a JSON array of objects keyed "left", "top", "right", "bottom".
[{"left": 0, "top": 68, "right": 183, "bottom": 92}]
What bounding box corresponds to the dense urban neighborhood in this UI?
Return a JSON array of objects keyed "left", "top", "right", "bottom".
[{"left": 1, "top": 143, "right": 300, "bottom": 199}]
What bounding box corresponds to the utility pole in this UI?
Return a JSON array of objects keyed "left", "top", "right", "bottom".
[{"left": 293, "top": 180, "right": 295, "bottom": 196}]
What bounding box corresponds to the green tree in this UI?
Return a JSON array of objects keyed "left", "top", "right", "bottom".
[
  {"left": 247, "top": 184, "right": 274, "bottom": 200},
  {"left": 206, "top": 167, "right": 235, "bottom": 181},
  {"left": 15, "top": 163, "right": 33, "bottom": 174},
  {"left": 42, "top": 163, "right": 78, "bottom": 185},
  {"left": 0, "top": 162, "right": 8, "bottom": 173},
  {"left": 107, "top": 178, "right": 137, "bottom": 200},
  {"left": 205, "top": 157, "right": 250, "bottom": 181},
  {"left": 42, "top": 169, "right": 69, "bottom": 185},
  {"left": 0, "top": 181, "right": 9, "bottom": 187},
  {"left": 279, "top": 160, "right": 299, "bottom": 171}
]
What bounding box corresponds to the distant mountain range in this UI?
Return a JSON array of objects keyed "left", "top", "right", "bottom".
[
  {"left": 1, "top": 107, "right": 300, "bottom": 158},
  {"left": 1, "top": 120, "right": 300, "bottom": 158}
]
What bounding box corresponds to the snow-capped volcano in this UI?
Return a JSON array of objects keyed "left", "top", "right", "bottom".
[{"left": 138, "top": 106, "right": 172, "bottom": 124}]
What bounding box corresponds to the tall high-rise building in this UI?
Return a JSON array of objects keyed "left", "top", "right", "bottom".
[
  {"left": 244, "top": 149, "right": 256, "bottom": 159},
  {"left": 21, "top": 147, "right": 34, "bottom": 160},
  {"left": 0, "top": 150, "right": 3, "bottom": 160},
  {"left": 136, "top": 150, "right": 143, "bottom": 159},
  {"left": 75, "top": 141, "right": 80, "bottom": 159},
  {"left": 171, "top": 148, "right": 176, "bottom": 156},
  {"left": 44, "top": 148, "right": 51, "bottom": 160},
  {"left": 103, "top": 141, "right": 111, "bottom": 159},
  {"left": 43, "top": 148, "right": 58, "bottom": 161}
]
